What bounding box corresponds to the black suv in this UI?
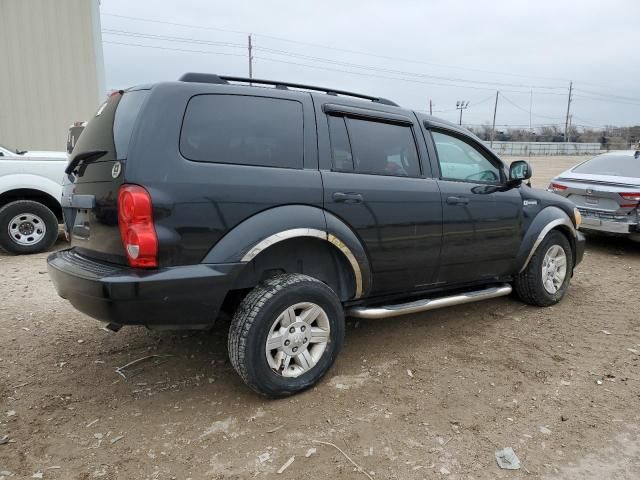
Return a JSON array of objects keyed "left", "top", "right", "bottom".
[{"left": 48, "top": 74, "right": 585, "bottom": 396}]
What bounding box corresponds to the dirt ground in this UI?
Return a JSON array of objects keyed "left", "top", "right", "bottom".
[{"left": 2, "top": 155, "right": 640, "bottom": 480}]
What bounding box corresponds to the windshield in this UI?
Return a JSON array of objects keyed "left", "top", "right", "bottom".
[
  {"left": 0, "top": 144, "right": 17, "bottom": 154},
  {"left": 572, "top": 154, "right": 640, "bottom": 178}
]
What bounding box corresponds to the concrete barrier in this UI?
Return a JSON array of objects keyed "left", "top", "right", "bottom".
[{"left": 484, "top": 141, "right": 600, "bottom": 156}]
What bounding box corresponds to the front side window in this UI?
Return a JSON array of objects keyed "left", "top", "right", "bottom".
[
  {"left": 180, "top": 95, "right": 303, "bottom": 169},
  {"left": 432, "top": 131, "right": 502, "bottom": 183},
  {"left": 327, "top": 115, "right": 421, "bottom": 177}
]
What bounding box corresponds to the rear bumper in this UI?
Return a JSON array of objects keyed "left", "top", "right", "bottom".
[
  {"left": 578, "top": 218, "right": 636, "bottom": 235},
  {"left": 47, "top": 249, "right": 243, "bottom": 328}
]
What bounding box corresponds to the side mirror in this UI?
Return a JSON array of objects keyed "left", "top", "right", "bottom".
[{"left": 509, "top": 160, "right": 532, "bottom": 183}]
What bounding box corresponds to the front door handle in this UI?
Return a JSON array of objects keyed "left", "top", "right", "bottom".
[
  {"left": 333, "top": 192, "right": 363, "bottom": 203},
  {"left": 446, "top": 196, "right": 469, "bottom": 205}
]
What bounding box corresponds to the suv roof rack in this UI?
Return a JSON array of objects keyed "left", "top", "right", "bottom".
[{"left": 178, "top": 72, "right": 399, "bottom": 107}]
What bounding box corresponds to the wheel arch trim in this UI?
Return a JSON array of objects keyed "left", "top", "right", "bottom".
[
  {"left": 519, "top": 211, "right": 576, "bottom": 273},
  {"left": 240, "top": 227, "right": 363, "bottom": 298}
]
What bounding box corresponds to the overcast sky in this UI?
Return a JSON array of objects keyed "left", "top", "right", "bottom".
[{"left": 100, "top": 0, "right": 640, "bottom": 129}]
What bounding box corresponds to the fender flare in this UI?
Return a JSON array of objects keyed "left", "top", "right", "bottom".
[
  {"left": 201, "top": 205, "right": 372, "bottom": 299},
  {"left": 516, "top": 206, "right": 577, "bottom": 273},
  {"left": 0, "top": 174, "right": 63, "bottom": 204}
]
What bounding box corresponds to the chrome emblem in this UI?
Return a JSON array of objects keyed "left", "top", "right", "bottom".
[
  {"left": 111, "top": 161, "right": 122, "bottom": 179},
  {"left": 586, "top": 188, "right": 593, "bottom": 195}
]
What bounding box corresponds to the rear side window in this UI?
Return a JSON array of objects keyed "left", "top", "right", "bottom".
[
  {"left": 113, "top": 90, "right": 149, "bottom": 159},
  {"left": 180, "top": 95, "right": 303, "bottom": 169},
  {"left": 572, "top": 154, "right": 640, "bottom": 177},
  {"left": 327, "top": 116, "right": 354, "bottom": 171},
  {"left": 327, "top": 115, "right": 420, "bottom": 177}
]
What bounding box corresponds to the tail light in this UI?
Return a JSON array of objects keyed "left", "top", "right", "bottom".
[
  {"left": 118, "top": 185, "right": 158, "bottom": 268},
  {"left": 548, "top": 182, "right": 568, "bottom": 193},
  {"left": 619, "top": 192, "right": 640, "bottom": 202},
  {"left": 619, "top": 192, "right": 640, "bottom": 208}
]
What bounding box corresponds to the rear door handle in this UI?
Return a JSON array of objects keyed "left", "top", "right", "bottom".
[
  {"left": 446, "top": 196, "right": 469, "bottom": 205},
  {"left": 332, "top": 192, "right": 363, "bottom": 203}
]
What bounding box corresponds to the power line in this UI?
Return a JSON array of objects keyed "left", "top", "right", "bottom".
[
  {"left": 254, "top": 54, "right": 564, "bottom": 94},
  {"left": 102, "top": 28, "right": 565, "bottom": 91},
  {"left": 572, "top": 93, "right": 640, "bottom": 107},
  {"left": 499, "top": 93, "right": 565, "bottom": 120},
  {"left": 100, "top": 12, "right": 572, "bottom": 85},
  {"left": 103, "top": 40, "right": 248, "bottom": 58},
  {"left": 573, "top": 88, "right": 640, "bottom": 103},
  {"left": 102, "top": 28, "right": 246, "bottom": 49},
  {"left": 101, "top": 12, "right": 639, "bottom": 101}
]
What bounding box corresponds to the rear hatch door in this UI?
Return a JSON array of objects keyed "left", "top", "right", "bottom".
[{"left": 62, "top": 89, "right": 149, "bottom": 264}]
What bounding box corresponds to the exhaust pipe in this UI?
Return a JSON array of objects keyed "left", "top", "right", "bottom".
[{"left": 347, "top": 284, "right": 512, "bottom": 319}]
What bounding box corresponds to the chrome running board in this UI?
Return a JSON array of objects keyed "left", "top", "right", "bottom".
[{"left": 347, "top": 284, "right": 512, "bottom": 319}]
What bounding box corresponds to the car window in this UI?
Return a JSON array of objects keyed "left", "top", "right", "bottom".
[
  {"left": 327, "top": 115, "right": 354, "bottom": 171},
  {"left": 113, "top": 90, "right": 149, "bottom": 160},
  {"left": 180, "top": 95, "right": 303, "bottom": 169},
  {"left": 432, "top": 131, "right": 502, "bottom": 183},
  {"left": 572, "top": 154, "right": 640, "bottom": 177},
  {"left": 331, "top": 117, "right": 420, "bottom": 177}
]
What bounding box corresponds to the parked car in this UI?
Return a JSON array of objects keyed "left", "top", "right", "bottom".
[
  {"left": 47, "top": 74, "right": 585, "bottom": 396},
  {"left": 0, "top": 144, "right": 66, "bottom": 254},
  {"left": 548, "top": 150, "right": 640, "bottom": 241}
]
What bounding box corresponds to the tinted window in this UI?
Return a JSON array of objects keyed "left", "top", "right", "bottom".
[
  {"left": 180, "top": 95, "right": 303, "bottom": 169},
  {"left": 572, "top": 154, "right": 640, "bottom": 177},
  {"left": 113, "top": 90, "right": 149, "bottom": 159},
  {"left": 327, "top": 115, "right": 353, "bottom": 170},
  {"left": 344, "top": 118, "right": 420, "bottom": 177},
  {"left": 432, "top": 131, "right": 502, "bottom": 183}
]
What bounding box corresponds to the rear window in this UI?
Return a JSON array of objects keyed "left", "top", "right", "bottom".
[
  {"left": 573, "top": 154, "right": 640, "bottom": 177},
  {"left": 180, "top": 95, "right": 303, "bottom": 169},
  {"left": 113, "top": 90, "right": 149, "bottom": 159}
]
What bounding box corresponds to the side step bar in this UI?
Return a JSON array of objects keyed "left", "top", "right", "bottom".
[{"left": 347, "top": 284, "right": 512, "bottom": 319}]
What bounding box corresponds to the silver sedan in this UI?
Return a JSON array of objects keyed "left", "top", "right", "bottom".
[{"left": 548, "top": 150, "right": 640, "bottom": 241}]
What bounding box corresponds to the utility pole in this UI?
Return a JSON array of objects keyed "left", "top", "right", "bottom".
[
  {"left": 564, "top": 80, "right": 573, "bottom": 143},
  {"left": 529, "top": 89, "right": 533, "bottom": 131},
  {"left": 490, "top": 91, "right": 499, "bottom": 148},
  {"left": 429, "top": 98, "right": 433, "bottom": 115},
  {"left": 248, "top": 34, "right": 253, "bottom": 79},
  {"left": 456, "top": 100, "right": 470, "bottom": 126}
]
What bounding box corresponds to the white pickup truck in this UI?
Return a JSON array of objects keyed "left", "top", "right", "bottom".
[{"left": 0, "top": 144, "right": 67, "bottom": 254}]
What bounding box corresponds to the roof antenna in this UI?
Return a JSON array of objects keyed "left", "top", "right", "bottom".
[{"left": 635, "top": 150, "right": 640, "bottom": 159}]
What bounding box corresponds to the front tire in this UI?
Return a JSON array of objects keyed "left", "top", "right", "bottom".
[
  {"left": 228, "top": 273, "right": 345, "bottom": 397},
  {"left": 0, "top": 200, "right": 59, "bottom": 254},
  {"left": 514, "top": 230, "right": 573, "bottom": 307}
]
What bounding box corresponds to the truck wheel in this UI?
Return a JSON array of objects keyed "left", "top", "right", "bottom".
[
  {"left": 0, "top": 200, "right": 59, "bottom": 254},
  {"left": 228, "top": 273, "right": 345, "bottom": 397},
  {"left": 514, "top": 230, "right": 573, "bottom": 307}
]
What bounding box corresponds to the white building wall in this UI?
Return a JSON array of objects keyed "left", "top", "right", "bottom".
[{"left": 0, "top": 0, "right": 104, "bottom": 151}]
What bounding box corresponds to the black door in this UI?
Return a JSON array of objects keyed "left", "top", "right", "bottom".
[
  {"left": 315, "top": 99, "right": 442, "bottom": 295},
  {"left": 427, "top": 128, "right": 523, "bottom": 285}
]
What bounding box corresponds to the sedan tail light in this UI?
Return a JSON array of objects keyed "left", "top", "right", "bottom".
[
  {"left": 548, "top": 182, "right": 568, "bottom": 193},
  {"left": 118, "top": 184, "right": 158, "bottom": 268},
  {"left": 619, "top": 192, "right": 640, "bottom": 202}
]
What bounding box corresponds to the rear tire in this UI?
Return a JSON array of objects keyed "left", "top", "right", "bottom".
[
  {"left": 228, "top": 273, "right": 344, "bottom": 397},
  {"left": 0, "top": 200, "right": 59, "bottom": 254},
  {"left": 514, "top": 230, "right": 573, "bottom": 307}
]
